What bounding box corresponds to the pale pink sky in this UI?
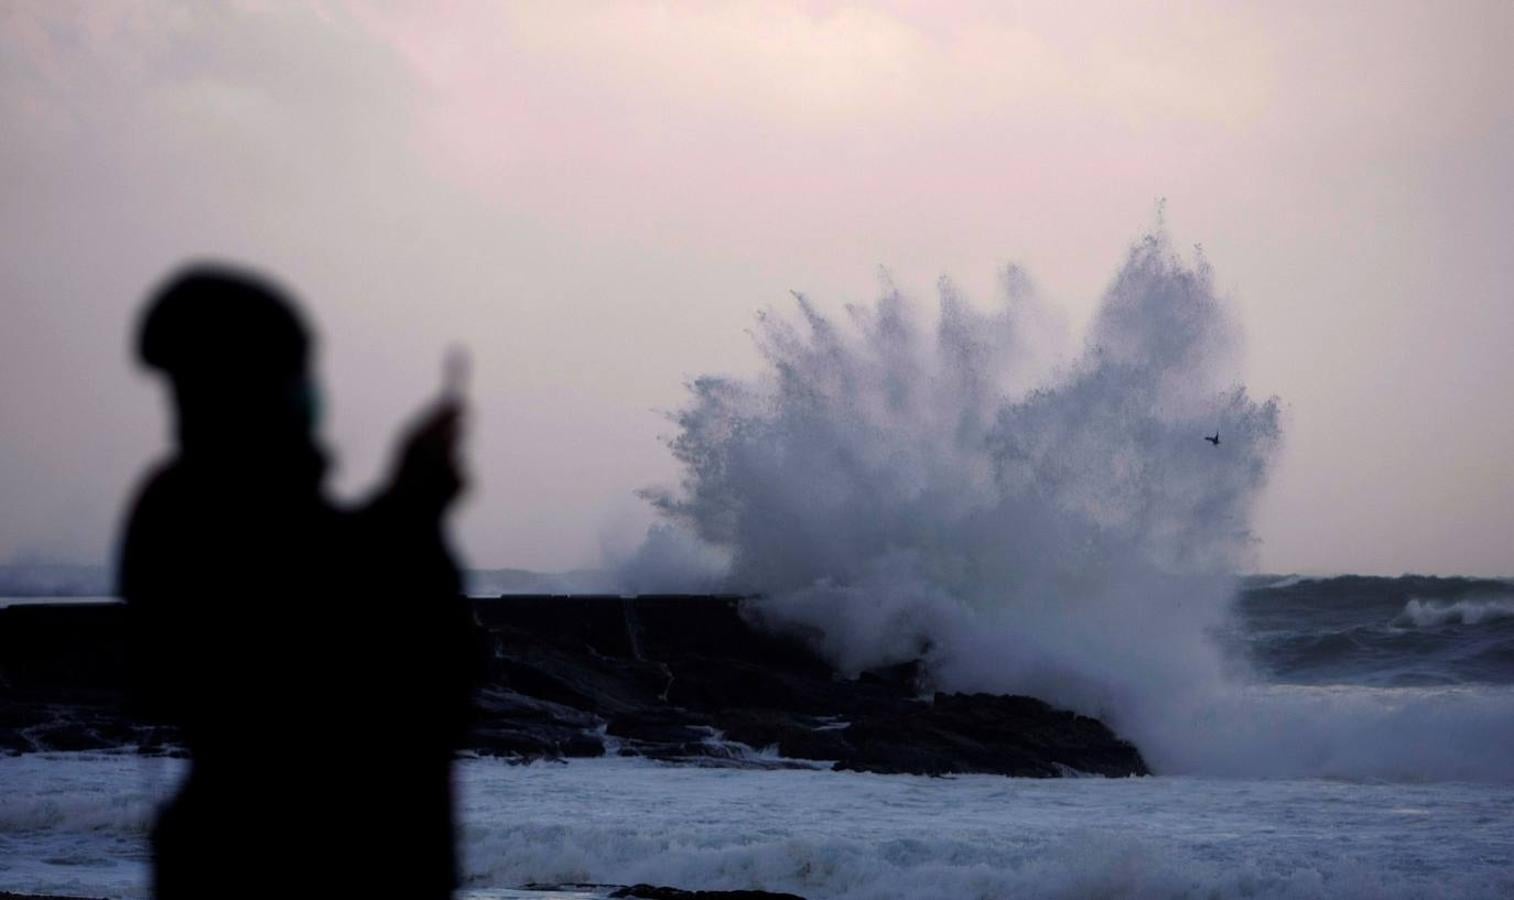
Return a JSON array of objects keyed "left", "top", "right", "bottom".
[{"left": 2, "top": 1, "right": 1511, "bottom": 575}]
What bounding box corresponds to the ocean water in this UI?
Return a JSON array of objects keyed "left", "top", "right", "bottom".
[
  {"left": 1232, "top": 575, "right": 1514, "bottom": 688},
  {"left": 4, "top": 575, "right": 1514, "bottom": 899},
  {"left": 2, "top": 751, "right": 1512, "bottom": 899}
]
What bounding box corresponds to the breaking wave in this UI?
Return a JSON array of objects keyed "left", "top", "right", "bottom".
[
  {"left": 629, "top": 225, "right": 1514, "bottom": 782},
  {"left": 1397, "top": 596, "right": 1514, "bottom": 628}
]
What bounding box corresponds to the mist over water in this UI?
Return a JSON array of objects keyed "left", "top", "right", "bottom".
[{"left": 628, "top": 226, "right": 1514, "bottom": 783}]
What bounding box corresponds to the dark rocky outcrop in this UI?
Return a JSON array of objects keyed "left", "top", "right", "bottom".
[
  {"left": 0, "top": 602, "right": 185, "bottom": 756},
  {"left": 0, "top": 595, "right": 1147, "bottom": 778}
]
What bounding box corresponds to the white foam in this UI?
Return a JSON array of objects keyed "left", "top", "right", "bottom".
[
  {"left": 456, "top": 758, "right": 1514, "bottom": 899},
  {"left": 6, "top": 754, "right": 1513, "bottom": 899},
  {"left": 628, "top": 225, "right": 1514, "bottom": 783},
  {"left": 1398, "top": 596, "right": 1514, "bottom": 627},
  {"left": 1258, "top": 574, "right": 1311, "bottom": 590}
]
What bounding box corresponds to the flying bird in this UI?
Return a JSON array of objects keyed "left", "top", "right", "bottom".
[{"left": 1205, "top": 431, "right": 1220, "bottom": 446}]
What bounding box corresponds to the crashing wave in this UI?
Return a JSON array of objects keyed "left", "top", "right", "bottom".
[
  {"left": 629, "top": 224, "right": 1514, "bottom": 782},
  {"left": 1397, "top": 597, "right": 1514, "bottom": 628}
]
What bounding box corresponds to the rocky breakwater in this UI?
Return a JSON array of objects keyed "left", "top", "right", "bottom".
[
  {"left": 469, "top": 594, "right": 1147, "bottom": 776},
  {"left": 0, "top": 595, "right": 1148, "bottom": 777},
  {"left": 0, "top": 602, "right": 176, "bottom": 754}
]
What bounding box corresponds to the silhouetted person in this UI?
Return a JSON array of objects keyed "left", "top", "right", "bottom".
[{"left": 118, "top": 266, "right": 482, "bottom": 898}]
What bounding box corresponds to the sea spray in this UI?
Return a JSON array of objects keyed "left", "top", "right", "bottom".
[{"left": 629, "top": 225, "right": 1514, "bottom": 781}]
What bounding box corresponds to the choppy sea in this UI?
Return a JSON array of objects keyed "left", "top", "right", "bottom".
[{"left": 2, "top": 573, "right": 1513, "bottom": 898}]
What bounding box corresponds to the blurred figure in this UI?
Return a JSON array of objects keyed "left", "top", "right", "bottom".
[{"left": 118, "top": 265, "right": 481, "bottom": 898}]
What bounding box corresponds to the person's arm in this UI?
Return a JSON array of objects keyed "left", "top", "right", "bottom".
[
  {"left": 369, "top": 399, "right": 467, "bottom": 527},
  {"left": 357, "top": 397, "right": 486, "bottom": 737}
]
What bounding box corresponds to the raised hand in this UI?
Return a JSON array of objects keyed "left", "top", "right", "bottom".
[{"left": 390, "top": 397, "right": 467, "bottom": 519}]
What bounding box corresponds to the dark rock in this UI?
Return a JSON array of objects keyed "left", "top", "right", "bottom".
[
  {"left": 466, "top": 687, "right": 606, "bottom": 758},
  {"left": 835, "top": 693, "right": 1144, "bottom": 777},
  {"left": 857, "top": 659, "right": 926, "bottom": 692},
  {"left": 0, "top": 603, "right": 129, "bottom": 692},
  {"left": 607, "top": 711, "right": 715, "bottom": 745},
  {"left": 0, "top": 596, "right": 1148, "bottom": 777},
  {"left": 713, "top": 708, "right": 853, "bottom": 762}
]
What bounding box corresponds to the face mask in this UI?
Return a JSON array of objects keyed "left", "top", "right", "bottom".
[{"left": 293, "top": 377, "right": 322, "bottom": 430}]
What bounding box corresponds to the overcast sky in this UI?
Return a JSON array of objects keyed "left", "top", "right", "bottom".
[{"left": 2, "top": 1, "right": 1511, "bottom": 577}]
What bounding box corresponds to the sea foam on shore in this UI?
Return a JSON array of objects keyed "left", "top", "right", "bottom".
[{"left": 3, "top": 753, "right": 1512, "bottom": 900}]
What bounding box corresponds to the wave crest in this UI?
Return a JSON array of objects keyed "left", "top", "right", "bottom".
[{"left": 1397, "top": 597, "right": 1514, "bottom": 628}]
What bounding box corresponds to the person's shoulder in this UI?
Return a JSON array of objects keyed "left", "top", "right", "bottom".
[
  {"left": 125, "top": 459, "right": 188, "bottom": 517},
  {"left": 119, "top": 460, "right": 207, "bottom": 554},
  {"left": 118, "top": 459, "right": 186, "bottom": 598}
]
